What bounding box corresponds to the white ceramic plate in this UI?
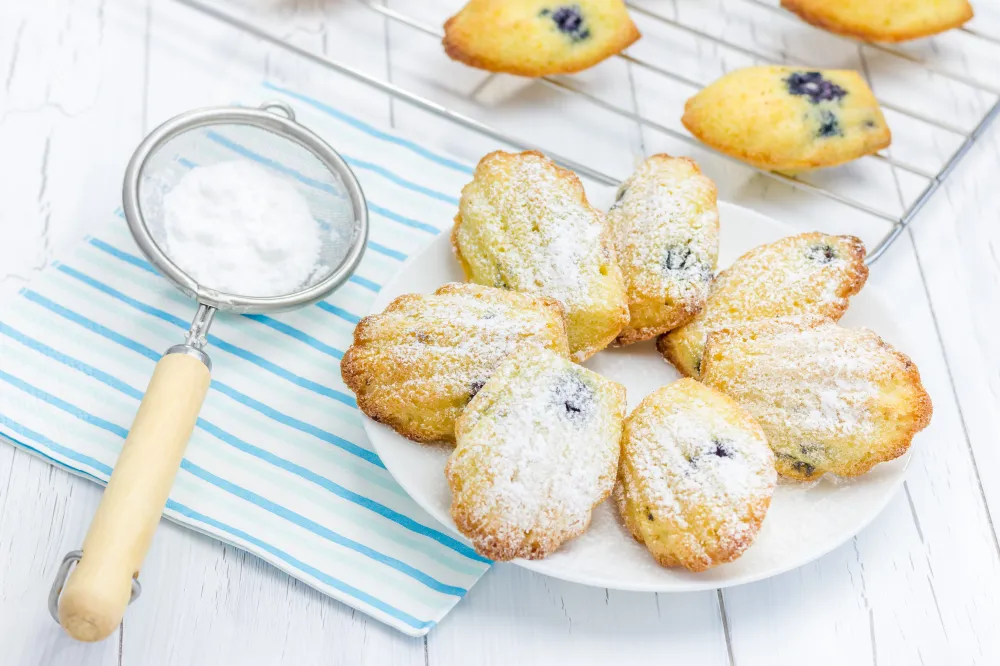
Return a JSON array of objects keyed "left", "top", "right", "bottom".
[{"left": 363, "top": 203, "right": 913, "bottom": 591}]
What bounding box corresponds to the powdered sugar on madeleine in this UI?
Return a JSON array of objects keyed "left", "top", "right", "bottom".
[
  {"left": 701, "top": 316, "right": 932, "bottom": 480},
  {"left": 453, "top": 151, "right": 628, "bottom": 361},
  {"left": 659, "top": 232, "right": 868, "bottom": 378},
  {"left": 341, "top": 283, "right": 570, "bottom": 443},
  {"left": 609, "top": 154, "right": 719, "bottom": 345},
  {"left": 616, "top": 378, "right": 775, "bottom": 572},
  {"left": 447, "top": 349, "right": 626, "bottom": 560}
]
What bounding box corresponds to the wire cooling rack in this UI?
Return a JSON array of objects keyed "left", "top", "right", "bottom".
[{"left": 179, "top": 0, "right": 1000, "bottom": 265}]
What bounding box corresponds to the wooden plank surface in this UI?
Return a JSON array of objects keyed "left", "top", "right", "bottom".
[{"left": 1, "top": 0, "right": 998, "bottom": 664}]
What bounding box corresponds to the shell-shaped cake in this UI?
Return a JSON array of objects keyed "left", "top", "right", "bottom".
[
  {"left": 443, "top": 0, "right": 641, "bottom": 76},
  {"left": 341, "top": 282, "right": 570, "bottom": 443},
  {"left": 682, "top": 66, "right": 891, "bottom": 172},
  {"left": 701, "top": 316, "right": 933, "bottom": 480},
  {"left": 782, "top": 0, "right": 973, "bottom": 43},
  {"left": 608, "top": 154, "right": 720, "bottom": 345},
  {"left": 615, "top": 379, "right": 775, "bottom": 572},
  {"left": 658, "top": 232, "right": 868, "bottom": 379},
  {"left": 447, "top": 349, "right": 626, "bottom": 560},
  {"left": 453, "top": 150, "right": 629, "bottom": 362}
]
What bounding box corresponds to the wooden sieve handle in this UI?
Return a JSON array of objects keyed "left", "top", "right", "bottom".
[{"left": 58, "top": 350, "right": 210, "bottom": 641}]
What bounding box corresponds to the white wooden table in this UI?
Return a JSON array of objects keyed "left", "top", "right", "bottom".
[{"left": 2, "top": 1, "right": 999, "bottom": 664}]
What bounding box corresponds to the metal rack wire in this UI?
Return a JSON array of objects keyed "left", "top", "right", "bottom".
[{"left": 178, "top": 0, "right": 1000, "bottom": 265}]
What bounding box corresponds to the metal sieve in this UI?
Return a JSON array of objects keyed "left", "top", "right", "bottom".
[{"left": 49, "top": 101, "right": 368, "bottom": 642}]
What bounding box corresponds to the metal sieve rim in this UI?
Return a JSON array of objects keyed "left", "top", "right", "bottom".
[{"left": 122, "top": 102, "right": 369, "bottom": 314}]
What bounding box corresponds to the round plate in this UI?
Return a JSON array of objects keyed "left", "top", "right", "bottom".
[{"left": 364, "top": 202, "right": 912, "bottom": 591}]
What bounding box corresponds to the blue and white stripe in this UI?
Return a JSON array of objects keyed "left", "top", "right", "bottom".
[{"left": 0, "top": 82, "right": 491, "bottom": 636}]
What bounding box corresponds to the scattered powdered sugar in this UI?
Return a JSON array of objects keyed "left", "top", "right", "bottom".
[
  {"left": 448, "top": 350, "right": 624, "bottom": 558},
  {"left": 161, "top": 160, "right": 323, "bottom": 297},
  {"left": 801, "top": 377, "right": 878, "bottom": 436}
]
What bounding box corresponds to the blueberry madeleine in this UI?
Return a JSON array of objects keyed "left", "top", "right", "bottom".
[
  {"left": 702, "top": 316, "right": 932, "bottom": 480},
  {"left": 608, "top": 154, "right": 720, "bottom": 345},
  {"left": 682, "top": 66, "right": 891, "bottom": 172},
  {"left": 447, "top": 349, "right": 626, "bottom": 560},
  {"left": 658, "top": 232, "right": 868, "bottom": 379},
  {"left": 341, "top": 282, "right": 569, "bottom": 443},
  {"left": 615, "top": 378, "right": 775, "bottom": 571},
  {"left": 453, "top": 150, "right": 629, "bottom": 362},
  {"left": 443, "top": 0, "right": 640, "bottom": 77}
]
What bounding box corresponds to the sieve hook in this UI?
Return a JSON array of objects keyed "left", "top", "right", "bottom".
[{"left": 259, "top": 100, "right": 296, "bottom": 121}]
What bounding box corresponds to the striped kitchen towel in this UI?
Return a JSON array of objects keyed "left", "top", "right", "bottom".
[{"left": 0, "top": 81, "right": 492, "bottom": 636}]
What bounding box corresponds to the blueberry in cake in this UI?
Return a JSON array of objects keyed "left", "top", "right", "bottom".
[
  {"left": 785, "top": 71, "right": 847, "bottom": 104},
  {"left": 541, "top": 5, "right": 591, "bottom": 42}
]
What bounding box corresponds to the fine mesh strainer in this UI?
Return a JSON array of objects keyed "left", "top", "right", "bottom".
[{"left": 49, "top": 101, "right": 368, "bottom": 642}]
